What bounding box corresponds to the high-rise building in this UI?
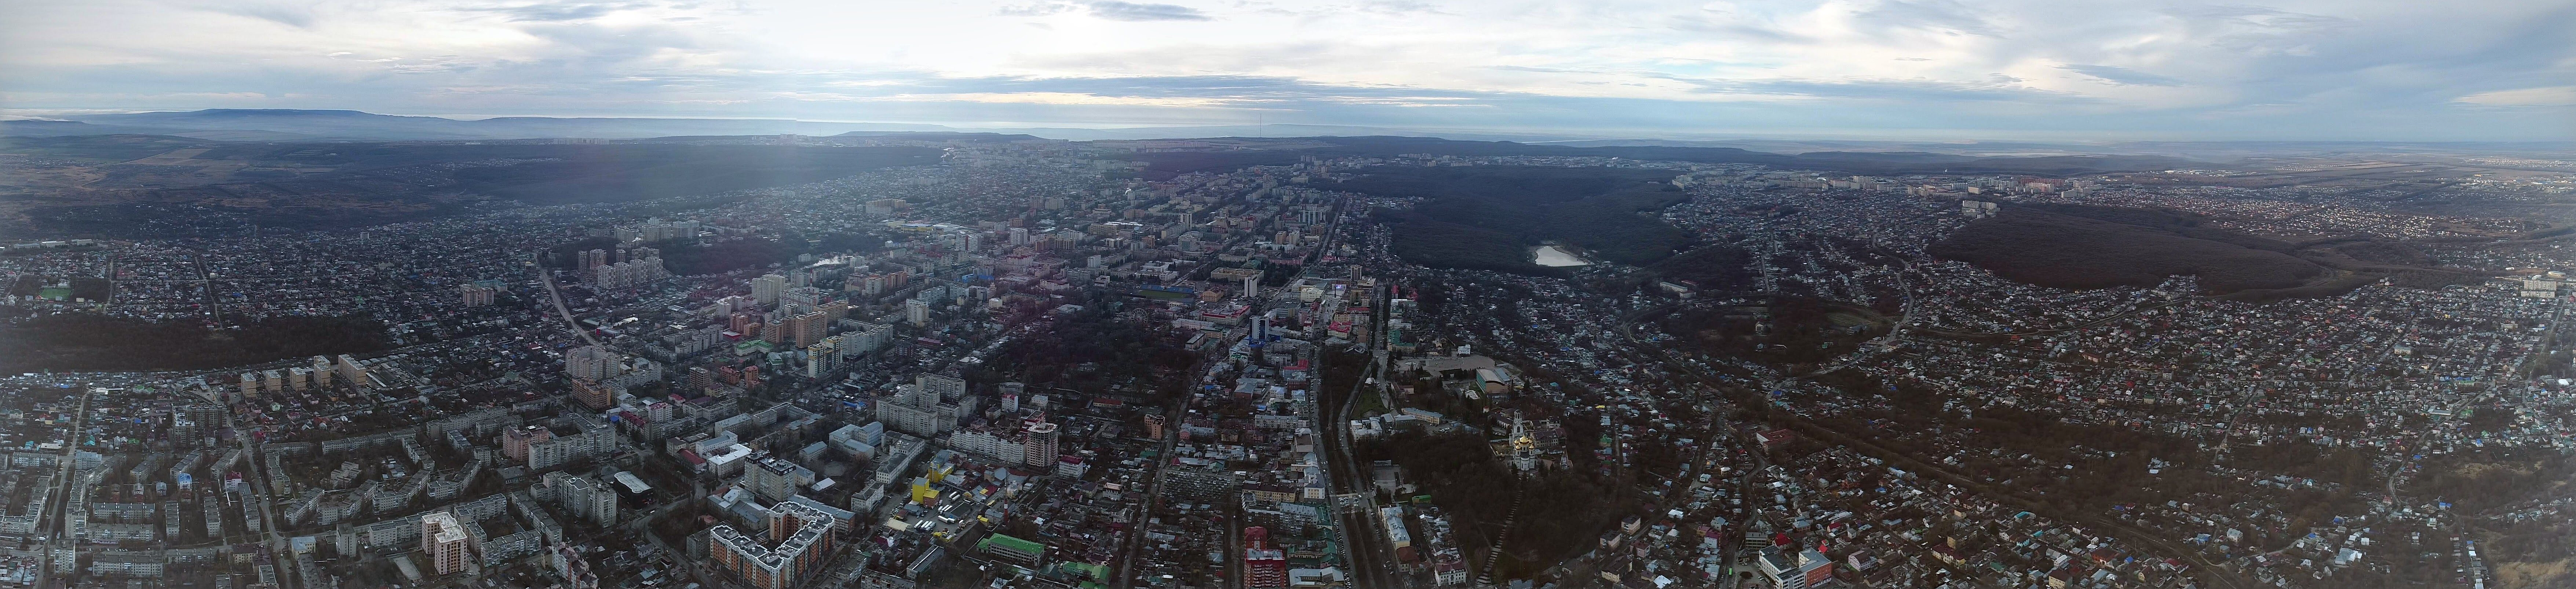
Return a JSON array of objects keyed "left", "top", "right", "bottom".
[
  {"left": 842, "top": 321, "right": 892, "bottom": 356},
  {"left": 950, "top": 428, "right": 1024, "bottom": 464},
  {"left": 747, "top": 457, "right": 814, "bottom": 504},
  {"left": 1021, "top": 418, "right": 1059, "bottom": 468},
  {"left": 918, "top": 374, "right": 965, "bottom": 401},
  {"left": 749, "top": 274, "right": 788, "bottom": 306},
  {"left": 687, "top": 367, "right": 716, "bottom": 395},
  {"left": 578, "top": 249, "right": 610, "bottom": 274},
  {"left": 782, "top": 310, "right": 833, "bottom": 348},
  {"left": 551, "top": 542, "right": 598, "bottom": 589},
  {"left": 905, "top": 299, "right": 931, "bottom": 326},
  {"left": 709, "top": 502, "right": 836, "bottom": 589},
  {"left": 459, "top": 284, "right": 496, "bottom": 307},
  {"left": 798, "top": 337, "right": 840, "bottom": 380},
  {"left": 422, "top": 511, "right": 473, "bottom": 576},
  {"left": 779, "top": 286, "right": 827, "bottom": 310},
  {"left": 539, "top": 472, "right": 619, "bottom": 527},
  {"left": 1244, "top": 527, "right": 1288, "bottom": 589},
  {"left": 590, "top": 256, "right": 668, "bottom": 290},
  {"left": 503, "top": 425, "right": 555, "bottom": 463},
  {"left": 563, "top": 345, "right": 619, "bottom": 381},
  {"left": 570, "top": 379, "right": 614, "bottom": 410},
  {"left": 876, "top": 388, "right": 941, "bottom": 437},
  {"left": 874, "top": 377, "right": 971, "bottom": 437},
  {"left": 310, "top": 356, "right": 335, "bottom": 389},
  {"left": 526, "top": 420, "right": 618, "bottom": 472}
]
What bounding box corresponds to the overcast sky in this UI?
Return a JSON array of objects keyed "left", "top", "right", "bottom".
[{"left": 4, "top": 0, "right": 2571, "bottom": 140}]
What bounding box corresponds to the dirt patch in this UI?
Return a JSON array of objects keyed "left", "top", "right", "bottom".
[{"left": 2495, "top": 558, "right": 2569, "bottom": 589}]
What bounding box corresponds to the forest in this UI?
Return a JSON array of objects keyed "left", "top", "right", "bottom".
[
  {"left": 1633, "top": 244, "right": 1755, "bottom": 291},
  {"left": 1112, "top": 136, "right": 2198, "bottom": 178},
  {"left": 1664, "top": 296, "right": 1884, "bottom": 369},
  {"left": 653, "top": 238, "right": 795, "bottom": 275},
  {"left": 1929, "top": 204, "right": 2325, "bottom": 293},
  {"left": 980, "top": 296, "right": 1200, "bottom": 399},
  {"left": 1362, "top": 430, "right": 1633, "bottom": 580},
  {"left": 1342, "top": 166, "right": 1691, "bottom": 273},
  {"left": 1381, "top": 217, "right": 1564, "bottom": 276},
  {"left": 0, "top": 313, "right": 390, "bottom": 372}
]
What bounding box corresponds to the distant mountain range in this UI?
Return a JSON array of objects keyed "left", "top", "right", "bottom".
[
  {"left": 2, "top": 109, "right": 955, "bottom": 141},
  {"left": 7, "top": 110, "right": 2566, "bottom": 163}
]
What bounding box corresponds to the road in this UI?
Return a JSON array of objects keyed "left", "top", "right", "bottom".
[
  {"left": 219, "top": 386, "right": 299, "bottom": 589},
  {"left": 1110, "top": 356, "right": 1198, "bottom": 589},
  {"left": 1295, "top": 202, "right": 1402, "bottom": 589},
  {"left": 534, "top": 259, "right": 603, "bottom": 347},
  {"left": 1321, "top": 342, "right": 1399, "bottom": 589},
  {"left": 39, "top": 387, "right": 98, "bottom": 575},
  {"left": 196, "top": 253, "right": 226, "bottom": 328}
]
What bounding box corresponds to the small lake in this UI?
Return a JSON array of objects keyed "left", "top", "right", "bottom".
[{"left": 1533, "top": 246, "right": 1591, "bottom": 267}]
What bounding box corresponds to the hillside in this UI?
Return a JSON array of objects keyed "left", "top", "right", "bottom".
[
  {"left": 1339, "top": 166, "right": 1691, "bottom": 272},
  {"left": 1116, "top": 136, "right": 2203, "bottom": 179},
  {"left": 1929, "top": 205, "right": 2326, "bottom": 293},
  {"left": 3, "top": 140, "right": 939, "bottom": 237}
]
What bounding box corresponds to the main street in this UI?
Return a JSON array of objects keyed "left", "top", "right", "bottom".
[
  {"left": 220, "top": 387, "right": 297, "bottom": 589},
  {"left": 1316, "top": 278, "right": 1400, "bottom": 589},
  {"left": 40, "top": 387, "right": 98, "bottom": 574},
  {"left": 534, "top": 256, "right": 603, "bottom": 347}
]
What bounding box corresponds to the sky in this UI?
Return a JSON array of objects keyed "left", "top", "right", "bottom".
[{"left": 3, "top": 0, "right": 2572, "bottom": 141}]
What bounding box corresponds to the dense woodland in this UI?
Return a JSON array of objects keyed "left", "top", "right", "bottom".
[
  {"left": 978, "top": 296, "right": 1199, "bottom": 400},
  {"left": 653, "top": 238, "right": 796, "bottom": 275},
  {"left": 1361, "top": 430, "right": 1633, "bottom": 579},
  {"left": 1929, "top": 205, "right": 2326, "bottom": 293},
  {"left": 1344, "top": 166, "right": 1691, "bottom": 273},
  {"left": 1665, "top": 296, "right": 1886, "bottom": 370},
  {"left": 1632, "top": 244, "right": 1755, "bottom": 290},
  {"left": 1112, "top": 136, "right": 2196, "bottom": 179},
  {"left": 1381, "top": 217, "right": 1564, "bottom": 276}
]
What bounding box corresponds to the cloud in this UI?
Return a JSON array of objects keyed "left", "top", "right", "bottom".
[
  {"left": 996, "top": 1, "right": 1208, "bottom": 21},
  {"left": 5, "top": 0, "right": 2570, "bottom": 140},
  {"left": 468, "top": 3, "right": 637, "bottom": 22},
  {"left": 1850, "top": 0, "right": 2001, "bottom": 37},
  {"left": 2059, "top": 65, "right": 2183, "bottom": 87},
  {"left": 996, "top": 2, "right": 1077, "bottom": 17},
  {"left": 1081, "top": 1, "right": 1209, "bottom": 22},
  {"left": 2454, "top": 86, "right": 2576, "bottom": 107},
  {"left": 206, "top": 3, "right": 317, "bottom": 29}
]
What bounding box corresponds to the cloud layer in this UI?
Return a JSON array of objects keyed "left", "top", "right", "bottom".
[{"left": 3, "top": 0, "right": 2570, "bottom": 140}]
